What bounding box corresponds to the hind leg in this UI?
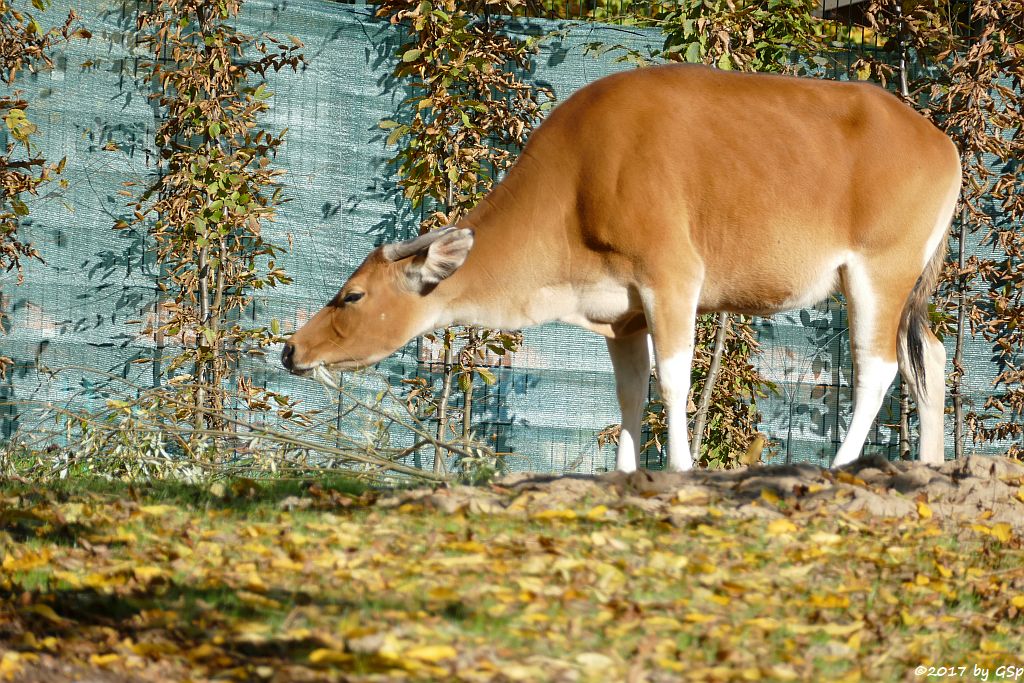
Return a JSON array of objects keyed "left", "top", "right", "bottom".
[
  {"left": 640, "top": 284, "right": 699, "bottom": 472},
  {"left": 832, "top": 261, "right": 904, "bottom": 468},
  {"left": 898, "top": 328, "right": 946, "bottom": 464},
  {"left": 607, "top": 332, "right": 651, "bottom": 473}
]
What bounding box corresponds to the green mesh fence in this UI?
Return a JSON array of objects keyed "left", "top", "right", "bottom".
[{"left": 1, "top": 0, "right": 1019, "bottom": 473}]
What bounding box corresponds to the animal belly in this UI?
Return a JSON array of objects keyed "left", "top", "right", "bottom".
[
  {"left": 702, "top": 263, "right": 842, "bottom": 316},
  {"left": 568, "top": 282, "right": 644, "bottom": 338}
]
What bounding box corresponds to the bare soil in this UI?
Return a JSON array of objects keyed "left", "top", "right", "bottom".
[{"left": 379, "top": 455, "right": 1024, "bottom": 529}]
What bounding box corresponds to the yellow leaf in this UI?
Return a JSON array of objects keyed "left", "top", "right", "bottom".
[
  {"left": 810, "top": 593, "right": 851, "bottom": 609},
  {"left": 586, "top": 505, "right": 608, "bottom": 520},
  {"left": 131, "top": 641, "right": 179, "bottom": 656},
  {"left": 444, "top": 540, "right": 486, "bottom": 554},
  {"left": 676, "top": 488, "right": 710, "bottom": 505},
  {"left": 767, "top": 518, "right": 797, "bottom": 536},
  {"left": 51, "top": 570, "right": 83, "bottom": 589},
  {"left": 89, "top": 653, "right": 120, "bottom": 667},
  {"left": 132, "top": 566, "right": 165, "bottom": 583},
  {"left": 810, "top": 531, "right": 842, "bottom": 546},
  {"left": 189, "top": 643, "right": 220, "bottom": 660},
  {"left": 1, "top": 652, "right": 38, "bottom": 679},
  {"left": 2, "top": 549, "right": 50, "bottom": 572},
  {"left": 836, "top": 471, "right": 866, "bottom": 486},
  {"left": 139, "top": 504, "right": 177, "bottom": 516},
  {"left": 760, "top": 489, "right": 780, "bottom": 505},
  {"left": 935, "top": 562, "right": 952, "bottom": 578},
  {"left": 744, "top": 617, "right": 781, "bottom": 631},
  {"left": 917, "top": 501, "right": 932, "bottom": 519},
  {"left": 769, "top": 665, "right": 800, "bottom": 681},
  {"left": 979, "top": 637, "right": 1005, "bottom": 653},
  {"left": 684, "top": 612, "right": 716, "bottom": 623},
  {"left": 1015, "top": 486, "right": 1024, "bottom": 504},
  {"left": 697, "top": 524, "right": 724, "bottom": 537},
  {"left": 970, "top": 522, "right": 1012, "bottom": 541},
  {"left": 308, "top": 648, "right": 352, "bottom": 665},
  {"left": 26, "top": 604, "right": 65, "bottom": 624},
  {"left": 822, "top": 621, "right": 864, "bottom": 637},
  {"left": 656, "top": 658, "right": 688, "bottom": 673},
  {"left": 1011, "top": 595, "right": 1024, "bottom": 609},
  {"left": 404, "top": 644, "right": 457, "bottom": 662},
  {"left": 503, "top": 664, "right": 548, "bottom": 680},
  {"left": 533, "top": 508, "right": 577, "bottom": 520},
  {"left": 643, "top": 616, "right": 683, "bottom": 630},
  {"left": 900, "top": 609, "right": 917, "bottom": 626},
  {"left": 238, "top": 591, "right": 282, "bottom": 610},
  {"left": 243, "top": 572, "right": 268, "bottom": 593},
  {"left": 84, "top": 571, "right": 127, "bottom": 590}
]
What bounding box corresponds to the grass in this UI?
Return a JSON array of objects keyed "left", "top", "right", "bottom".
[{"left": 1, "top": 475, "right": 1023, "bottom": 682}]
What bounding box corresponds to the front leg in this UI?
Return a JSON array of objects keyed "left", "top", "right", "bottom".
[
  {"left": 642, "top": 286, "right": 699, "bottom": 472},
  {"left": 607, "top": 332, "right": 652, "bottom": 473}
]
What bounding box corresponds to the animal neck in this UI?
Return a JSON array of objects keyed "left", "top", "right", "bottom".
[{"left": 427, "top": 155, "right": 577, "bottom": 332}]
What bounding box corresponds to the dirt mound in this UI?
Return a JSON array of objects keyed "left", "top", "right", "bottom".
[{"left": 379, "top": 455, "right": 1024, "bottom": 529}]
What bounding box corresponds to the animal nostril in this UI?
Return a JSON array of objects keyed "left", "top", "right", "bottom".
[{"left": 281, "top": 342, "right": 295, "bottom": 370}]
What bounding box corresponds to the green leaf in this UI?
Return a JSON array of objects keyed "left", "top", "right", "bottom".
[
  {"left": 684, "top": 42, "right": 701, "bottom": 63},
  {"left": 402, "top": 48, "right": 424, "bottom": 63},
  {"left": 378, "top": 120, "right": 401, "bottom": 129},
  {"left": 270, "top": 318, "right": 280, "bottom": 335},
  {"left": 476, "top": 367, "right": 496, "bottom": 385},
  {"left": 386, "top": 127, "right": 407, "bottom": 146}
]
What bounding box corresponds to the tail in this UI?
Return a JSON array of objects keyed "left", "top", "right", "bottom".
[{"left": 901, "top": 228, "right": 949, "bottom": 394}]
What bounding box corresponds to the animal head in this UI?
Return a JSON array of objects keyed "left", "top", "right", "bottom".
[{"left": 281, "top": 227, "right": 474, "bottom": 374}]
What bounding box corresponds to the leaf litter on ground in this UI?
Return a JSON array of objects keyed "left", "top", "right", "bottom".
[{"left": 1, "top": 454, "right": 1023, "bottom": 682}]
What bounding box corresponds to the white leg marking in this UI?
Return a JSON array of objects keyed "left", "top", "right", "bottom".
[
  {"left": 607, "top": 334, "right": 651, "bottom": 473},
  {"left": 658, "top": 350, "right": 695, "bottom": 472},
  {"left": 900, "top": 330, "right": 947, "bottom": 465},
  {"left": 833, "top": 258, "right": 899, "bottom": 468},
  {"left": 640, "top": 285, "right": 700, "bottom": 473},
  {"left": 833, "top": 355, "right": 899, "bottom": 467}
]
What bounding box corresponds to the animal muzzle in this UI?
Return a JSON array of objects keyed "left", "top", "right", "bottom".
[{"left": 281, "top": 342, "right": 298, "bottom": 373}]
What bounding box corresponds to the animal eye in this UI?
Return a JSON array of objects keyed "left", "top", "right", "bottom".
[{"left": 342, "top": 291, "right": 365, "bottom": 304}]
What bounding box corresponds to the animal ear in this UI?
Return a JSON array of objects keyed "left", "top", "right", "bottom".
[{"left": 407, "top": 228, "right": 474, "bottom": 289}]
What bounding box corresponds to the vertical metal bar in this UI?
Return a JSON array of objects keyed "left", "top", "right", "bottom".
[{"left": 953, "top": 207, "right": 967, "bottom": 461}]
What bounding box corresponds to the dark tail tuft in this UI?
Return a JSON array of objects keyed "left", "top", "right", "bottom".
[{"left": 901, "top": 233, "right": 948, "bottom": 394}]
